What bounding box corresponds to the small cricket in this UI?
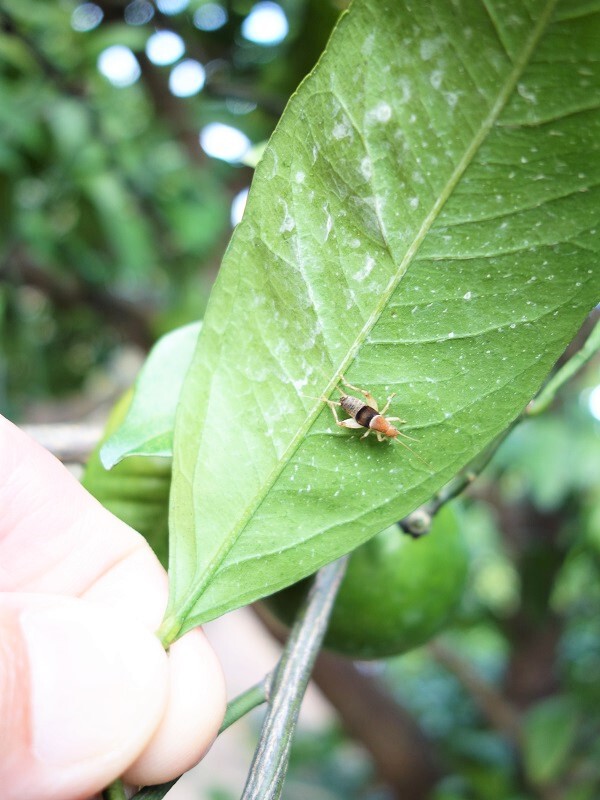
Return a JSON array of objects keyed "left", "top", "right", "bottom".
[{"left": 315, "top": 375, "right": 429, "bottom": 465}]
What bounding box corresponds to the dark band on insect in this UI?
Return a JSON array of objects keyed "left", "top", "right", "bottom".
[{"left": 355, "top": 405, "right": 379, "bottom": 428}]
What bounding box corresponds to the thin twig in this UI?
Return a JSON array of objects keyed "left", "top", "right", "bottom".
[
  {"left": 130, "top": 570, "right": 345, "bottom": 800},
  {"left": 256, "top": 598, "right": 440, "bottom": 798},
  {"left": 219, "top": 675, "right": 272, "bottom": 734},
  {"left": 130, "top": 678, "right": 271, "bottom": 800},
  {"left": 527, "top": 317, "right": 600, "bottom": 416},
  {"left": 402, "top": 313, "right": 600, "bottom": 537},
  {"left": 102, "top": 779, "right": 127, "bottom": 800},
  {"left": 241, "top": 557, "right": 349, "bottom": 800},
  {"left": 400, "top": 422, "right": 519, "bottom": 537}
]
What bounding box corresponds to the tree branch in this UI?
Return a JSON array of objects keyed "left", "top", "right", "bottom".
[
  {"left": 255, "top": 604, "right": 440, "bottom": 800},
  {"left": 429, "top": 641, "right": 522, "bottom": 743},
  {"left": 241, "top": 557, "right": 348, "bottom": 800},
  {"left": 1, "top": 247, "right": 154, "bottom": 350}
]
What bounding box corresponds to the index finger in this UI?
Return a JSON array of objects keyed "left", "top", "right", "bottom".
[{"left": 0, "top": 415, "right": 167, "bottom": 629}]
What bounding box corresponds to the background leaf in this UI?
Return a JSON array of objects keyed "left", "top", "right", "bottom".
[
  {"left": 100, "top": 322, "right": 201, "bottom": 468},
  {"left": 166, "top": 0, "right": 600, "bottom": 635},
  {"left": 523, "top": 696, "right": 579, "bottom": 785},
  {"left": 83, "top": 391, "right": 171, "bottom": 568}
]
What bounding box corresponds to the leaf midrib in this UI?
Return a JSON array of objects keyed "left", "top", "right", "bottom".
[{"left": 176, "top": 0, "right": 558, "bottom": 623}]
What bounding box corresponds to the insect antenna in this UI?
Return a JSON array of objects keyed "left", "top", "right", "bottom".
[
  {"left": 392, "top": 436, "right": 432, "bottom": 468},
  {"left": 300, "top": 392, "right": 341, "bottom": 406},
  {"left": 396, "top": 430, "right": 419, "bottom": 442}
]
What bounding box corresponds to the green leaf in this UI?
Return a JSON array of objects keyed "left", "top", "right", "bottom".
[
  {"left": 165, "top": 0, "right": 600, "bottom": 636},
  {"left": 83, "top": 392, "right": 172, "bottom": 568},
  {"left": 523, "top": 696, "right": 579, "bottom": 784},
  {"left": 100, "top": 322, "right": 201, "bottom": 469}
]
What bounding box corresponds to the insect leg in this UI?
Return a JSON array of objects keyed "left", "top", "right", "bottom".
[
  {"left": 379, "top": 392, "right": 398, "bottom": 416},
  {"left": 339, "top": 418, "right": 363, "bottom": 430},
  {"left": 321, "top": 397, "right": 343, "bottom": 425},
  {"left": 339, "top": 375, "right": 379, "bottom": 411}
]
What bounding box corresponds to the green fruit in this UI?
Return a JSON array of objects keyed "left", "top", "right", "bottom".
[{"left": 264, "top": 504, "right": 468, "bottom": 659}]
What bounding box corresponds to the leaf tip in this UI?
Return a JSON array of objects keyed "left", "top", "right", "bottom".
[{"left": 99, "top": 440, "right": 123, "bottom": 470}]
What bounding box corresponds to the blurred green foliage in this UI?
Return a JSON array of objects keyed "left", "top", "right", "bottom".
[{"left": 0, "top": 0, "right": 340, "bottom": 415}]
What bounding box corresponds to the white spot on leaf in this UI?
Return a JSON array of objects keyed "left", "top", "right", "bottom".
[
  {"left": 367, "top": 102, "right": 392, "bottom": 124},
  {"left": 333, "top": 117, "right": 352, "bottom": 140},
  {"left": 278, "top": 200, "right": 295, "bottom": 233},
  {"left": 430, "top": 70, "right": 443, "bottom": 89},
  {"left": 419, "top": 37, "right": 444, "bottom": 61},
  {"left": 360, "top": 156, "right": 373, "bottom": 181},
  {"left": 353, "top": 255, "right": 375, "bottom": 282}
]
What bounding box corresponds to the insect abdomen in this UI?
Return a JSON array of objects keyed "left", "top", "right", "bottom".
[
  {"left": 355, "top": 405, "right": 378, "bottom": 428},
  {"left": 340, "top": 394, "right": 365, "bottom": 418}
]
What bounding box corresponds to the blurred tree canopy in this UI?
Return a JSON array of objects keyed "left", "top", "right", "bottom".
[{"left": 0, "top": 0, "right": 341, "bottom": 414}]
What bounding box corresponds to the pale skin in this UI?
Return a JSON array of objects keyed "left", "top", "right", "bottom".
[{"left": 0, "top": 415, "right": 226, "bottom": 800}]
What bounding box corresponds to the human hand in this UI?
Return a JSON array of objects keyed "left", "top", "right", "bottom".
[{"left": 0, "top": 415, "right": 226, "bottom": 800}]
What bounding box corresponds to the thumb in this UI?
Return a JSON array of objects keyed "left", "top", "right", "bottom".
[{"left": 0, "top": 593, "right": 169, "bottom": 800}]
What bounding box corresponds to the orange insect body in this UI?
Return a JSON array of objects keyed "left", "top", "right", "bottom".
[
  {"left": 320, "top": 377, "right": 406, "bottom": 445},
  {"left": 338, "top": 393, "right": 399, "bottom": 439},
  {"left": 320, "top": 376, "right": 428, "bottom": 465},
  {"left": 370, "top": 414, "right": 399, "bottom": 438}
]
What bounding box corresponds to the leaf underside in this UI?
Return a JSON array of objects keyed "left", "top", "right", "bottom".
[{"left": 167, "top": 0, "right": 600, "bottom": 632}]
